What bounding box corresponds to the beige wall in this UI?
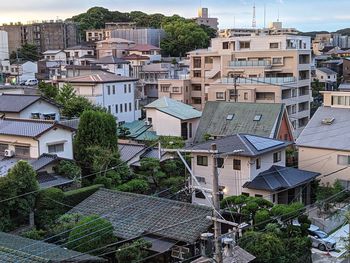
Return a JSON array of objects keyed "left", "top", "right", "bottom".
[
  {"left": 0, "top": 135, "right": 38, "bottom": 158},
  {"left": 322, "top": 91, "right": 350, "bottom": 108},
  {"left": 158, "top": 79, "right": 192, "bottom": 104}
]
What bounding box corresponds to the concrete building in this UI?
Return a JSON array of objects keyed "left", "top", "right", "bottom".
[
  {"left": 96, "top": 38, "right": 135, "bottom": 59},
  {"left": 314, "top": 67, "right": 337, "bottom": 90},
  {"left": 111, "top": 28, "right": 165, "bottom": 47},
  {"left": 58, "top": 71, "right": 141, "bottom": 123},
  {"left": 64, "top": 45, "right": 95, "bottom": 65},
  {"left": 127, "top": 44, "right": 161, "bottom": 62},
  {"left": 86, "top": 22, "right": 136, "bottom": 42},
  {"left": 296, "top": 90, "right": 350, "bottom": 187},
  {"left": 0, "top": 20, "right": 79, "bottom": 54},
  {"left": 185, "top": 34, "right": 312, "bottom": 136},
  {"left": 6, "top": 61, "right": 37, "bottom": 83},
  {"left": 0, "top": 31, "right": 9, "bottom": 61},
  {"left": 343, "top": 57, "right": 350, "bottom": 82},
  {"left": 90, "top": 56, "right": 130, "bottom": 76},
  {"left": 194, "top": 7, "right": 219, "bottom": 30}
]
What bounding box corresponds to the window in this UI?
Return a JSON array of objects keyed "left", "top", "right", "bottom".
[
  {"left": 115, "top": 105, "right": 118, "bottom": 113},
  {"left": 205, "top": 57, "right": 213, "bottom": 64},
  {"left": 15, "top": 145, "right": 30, "bottom": 157},
  {"left": 337, "top": 155, "right": 350, "bottom": 166},
  {"left": 256, "top": 92, "right": 275, "bottom": 101},
  {"left": 147, "top": 117, "right": 152, "bottom": 124},
  {"left": 128, "top": 84, "right": 131, "bottom": 93},
  {"left": 273, "top": 151, "right": 282, "bottom": 163},
  {"left": 222, "top": 42, "right": 229, "bottom": 49},
  {"left": 229, "top": 89, "right": 237, "bottom": 100},
  {"left": 196, "top": 177, "right": 206, "bottom": 183},
  {"left": 193, "top": 71, "right": 201, "bottom": 78},
  {"left": 124, "top": 103, "right": 127, "bottom": 112},
  {"left": 272, "top": 57, "right": 283, "bottom": 65},
  {"left": 48, "top": 143, "right": 64, "bottom": 153},
  {"left": 244, "top": 92, "right": 248, "bottom": 100},
  {"left": 124, "top": 84, "right": 127, "bottom": 93},
  {"left": 193, "top": 58, "right": 202, "bottom": 68},
  {"left": 192, "top": 85, "right": 201, "bottom": 91},
  {"left": 108, "top": 105, "right": 111, "bottom": 113},
  {"left": 172, "top": 87, "right": 180, "bottom": 93},
  {"left": 160, "top": 85, "right": 170, "bottom": 92},
  {"left": 270, "top": 42, "right": 279, "bottom": 49},
  {"left": 189, "top": 123, "right": 192, "bottom": 138},
  {"left": 217, "top": 158, "right": 224, "bottom": 168},
  {"left": 233, "top": 159, "right": 241, "bottom": 170},
  {"left": 255, "top": 194, "right": 263, "bottom": 198},
  {"left": 192, "top": 97, "right": 202, "bottom": 104},
  {"left": 239, "top": 41, "right": 250, "bottom": 49},
  {"left": 195, "top": 189, "right": 206, "bottom": 199},
  {"left": 242, "top": 192, "right": 250, "bottom": 197},
  {"left": 120, "top": 104, "right": 123, "bottom": 113},
  {"left": 112, "top": 85, "right": 115, "bottom": 94},
  {"left": 197, "top": 156, "right": 208, "bottom": 166},
  {"left": 107, "top": 86, "right": 111, "bottom": 95},
  {"left": 129, "top": 102, "right": 132, "bottom": 111},
  {"left": 256, "top": 158, "right": 261, "bottom": 170},
  {"left": 0, "top": 144, "right": 8, "bottom": 155},
  {"left": 216, "top": 92, "right": 225, "bottom": 100}
]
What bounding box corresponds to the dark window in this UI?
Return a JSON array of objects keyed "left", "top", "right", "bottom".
[
  {"left": 120, "top": 104, "right": 123, "bottom": 113},
  {"left": 217, "top": 158, "right": 224, "bottom": 168},
  {"left": 115, "top": 105, "right": 118, "bottom": 113},
  {"left": 233, "top": 159, "right": 241, "bottom": 170},
  {"left": 112, "top": 85, "right": 115, "bottom": 94},
  {"left": 256, "top": 158, "right": 261, "bottom": 169},
  {"left": 242, "top": 192, "right": 250, "bottom": 197},
  {"left": 48, "top": 143, "right": 64, "bottom": 153},
  {"left": 197, "top": 156, "right": 208, "bottom": 166},
  {"left": 222, "top": 42, "right": 229, "bottom": 49},
  {"left": 255, "top": 194, "right": 263, "bottom": 198},
  {"left": 124, "top": 103, "right": 127, "bottom": 112},
  {"left": 129, "top": 102, "right": 132, "bottom": 111},
  {"left": 195, "top": 189, "right": 206, "bottom": 199},
  {"left": 239, "top": 41, "right": 250, "bottom": 49},
  {"left": 273, "top": 151, "right": 282, "bottom": 163},
  {"left": 107, "top": 86, "right": 110, "bottom": 95},
  {"left": 108, "top": 105, "right": 111, "bottom": 113},
  {"left": 15, "top": 145, "right": 30, "bottom": 157}
]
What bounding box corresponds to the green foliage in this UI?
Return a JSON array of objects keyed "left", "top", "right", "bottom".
[
  {"left": 67, "top": 215, "right": 116, "bottom": 254},
  {"left": 254, "top": 210, "right": 271, "bottom": 229},
  {"left": 116, "top": 179, "right": 150, "bottom": 194},
  {"left": 56, "top": 84, "right": 76, "bottom": 105},
  {"left": 10, "top": 43, "right": 39, "bottom": 61},
  {"left": 63, "top": 184, "right": 103, "bottom": 207},
  {"left": 0, "top": 177, "right": 17, "bottom": 231},
  {"left": 115, "top": 239, "right": 151, "bottom": 263},
  {"left": 159, "top": 135, "right": 185, "bottom": 149},
  {"left": 21, "top": 228, "right": 46, "bottom": 240},
  {"left": 317, "top": 180, "right": 347, "bottom": 202},
  {"left": 161, "top": 20, "right": 209, "bottom": 57},
  {"left": 271, "top": 202, "right": 304, "bottom": 223},
  {"left": 117, "top": 126, "right": 131, "bottom": 139},
  {"left": 55, "top": 160, "right": 82, "bottom": 181},
  {"left": 203, "top": 133, "right": 212, "bottom": 141},
  {"left": 35, "top": 188, "right": 65, "bottom": 229},
  {"left": 38, "top": 82, "right": 58, "bottom": 99},
  {"left": 62, "top": 96, "right": 104, "bottom": 119},
  {"left": 138, "top": 158, "right": 166, "bottom": 188}
]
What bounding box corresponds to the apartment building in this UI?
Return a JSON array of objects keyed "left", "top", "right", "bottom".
[
  {"left": 96, "top": 38, "right": 135, "bottom": 59},
  {"left": 183, "top": 34, "right": 312, "bottom": 136},
  {"left": 111, "top": 28, "right": 165, "bottom": 47},
  {"left": 194, "top": 7, "right": 218, "bottom": 31},
  {"left": 86, "top": 22, "right": 136, "bottom": 42}
]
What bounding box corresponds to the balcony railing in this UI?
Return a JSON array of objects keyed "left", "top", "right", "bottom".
[
  {"left": 228, "top": 60, "right": 271, "bottom": 67},
  {"left": 218, "top": 77, "right": 297, "bottom": 85}
]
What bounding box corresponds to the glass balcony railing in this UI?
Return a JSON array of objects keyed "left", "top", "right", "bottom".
[
  {"left": 229, "top": 60, "right": 271, "bottom": 67},
  {"left": 218, "top": 77, "right": 297, "bottom": 84}
]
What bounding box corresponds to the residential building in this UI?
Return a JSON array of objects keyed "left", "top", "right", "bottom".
[
  {"left": 297, "top": 90, "right": 350, "bottom": 187},
  {"left": 194, "top": 7, "right": 219, "bottom": 30},
  {"left": 111, "top": 28, "right": 165, "bottom": 47},
  {"left": 96, "top": 38, "right": 135, "bottom": 59},
  {"left": 194, "top": 101, "right": 294, "bottom": 143},
  {"left": 314, "top": 67, "right": 337, "bottom": 90},
  {"left": 0, "top": 31, "right": 9, "bottom": 61},
  {"left": 42, "top": 50, "right": 67, "bottom": 62},
  {"left": 0, "top": 94, "right": 60, "bottom": 120},
  {"left": 343, "top": 57, "right": 350, "bottom": 82},
  {"left": 187, "top": 34, "right": 312, "bottom": 136},
  {"left": 0, "top": 118, "right": 74, "bottom": 160},
  {"left": 64, "top": 45, "right": 95, "bottom": 65},
  {"left": 122, "top": 54, "right": 150, "bottom": 77},
  {"left": 58, "top": 71, "right": 141, "bottom": 123},
  {"left": 144, "top": 97, "right": 202, "bottom": 141},
  {"left": 85, "top": 22, "right": 136, "bottom": 42},
  {"left": 90, "top": 56, "right": 130, "bottom": 76},
  {"left": 0, "top": 20, "right": 79, "bottom": 54},
  {"left": 127, "top": 44, "right": 161, "bottom": 62},
  {"left": 158, "top": 76, "right": 192, "bottom": 104},
  {"left": 188, "top": 134, "right": 318, "bottom": 205},
  {"left": 5, "top": 61, "right": 37, "bottom": 83},
  {"left": 320, "top": 59, "right": 343, "bottom": 77},
  {"left": 68, "top": 188, "right": 212, "bottom": 261},
  {"left": 64, "top": 65, "right": 105, "bottom": 78},
  {"left": 0, "top": 85, "right": 38, "bottom": 95},
  {"left": 37, "top": 50, "right": 67, "bottom": 81}
]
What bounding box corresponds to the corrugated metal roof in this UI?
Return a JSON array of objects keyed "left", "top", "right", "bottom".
[
  {"left": 194, "top": 101, "right": 284, "bottom": 143},
  {"left": 145, "top": 97, "right": 202, "bottom": 120}
]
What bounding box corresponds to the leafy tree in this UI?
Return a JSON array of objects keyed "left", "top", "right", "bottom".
[
  {"left": 254, "top": 210, "right": 271, "bottom": 230},
  {"left": 138, "top": 158, "right": 166, "bottom": 189},
  {"left": 55, "top": 160, "right": 82, "bottom": 181},
  {"left": 21, "top": 228, "right": 46, "bottom": 240},
  {"left": 161, "top": 20, "right": 209, "bottom": 57},
  {"left": 0, "top": 177, "right": 16, "bottom": 231},
  {"left": 56, "top": 84, "right": 76, "bottom": 105},
  {"left": 158, "top": 135, "right": 185, "bottom": 149},
  {"left": 62, "top": 96, "right": 104, "bottom": 119},
  {"left": 116, "top": 179, "right": 150, "bottom": 194},
  {"left": 115, "top": 239, "right": 151, "bottom": 263},
  {"left": 10, "top": 43, "right": 39, "bottom": 61},
  {"left": 47, "top": 214, "right": 83, "bottom": 244},
  {"left": 67, "top": 215, "right": 116, "bottom": 254},
  {"left": 38, "top": 82, "right": 59, "bottom": 99},
  {"left": 271, "top": 202, "right": 304, "bottom": 224}
]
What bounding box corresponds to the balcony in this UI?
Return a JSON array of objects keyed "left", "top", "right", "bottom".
[
  {"left": 218, "top": 77, "right": 297, "bottom": 85},
  {"left": 228, "top": 60, "right": 271, "bottom": 68}
]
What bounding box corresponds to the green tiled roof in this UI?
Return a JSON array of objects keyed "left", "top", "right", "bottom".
[
  {"left": 145, "top": 97, "right": 202, "bottom": 120},
  {"left": 120, "top": 120, "right": 159, "bottom": 141},
  {"left": 194, "top": 101, "right": 285, "bottom": 143}
]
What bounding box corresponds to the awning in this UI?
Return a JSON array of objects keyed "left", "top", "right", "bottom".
[{"left": 143, "top": 236, "right": 177, "bottom": 253}]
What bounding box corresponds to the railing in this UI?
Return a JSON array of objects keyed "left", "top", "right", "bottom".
[
  {"left": 229, "top": 60, "right": 271, "bottom": 67},
  {"left": 218, "top": 76, "right": 297, "bottom": 85},
  {"left": 158, "top": 74, "right": 190, "bottom": 80}
]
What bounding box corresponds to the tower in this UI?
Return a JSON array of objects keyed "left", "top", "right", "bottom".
[{"left": 252, "top": 3, "right": 256, "bottom": 28}]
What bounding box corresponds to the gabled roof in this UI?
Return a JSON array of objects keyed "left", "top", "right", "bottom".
[
  {"left": 118, "top": 143, "right": 146, "bottom": 162},
  {"left": 68, "top": 188, "right": 212, "bottom": 243},
  {"left": 122, "top": 54, "right": 149, "bottom": 60},
  {"left": 91, "top": 56, "right": 129, "bottom": 65},
  {"left": 316, "top": 67, "right": 337, "bottom": 75},
  {"left": 296, "top": 106, "right": 350, "bottom": 151},
  {"left": 145, "top": 97, "right": 202, "bottom": 120},
  {"left": 42, "top": 50, "right": 63, "bottom": 55},
  {"left": 187, "top": 134, "right": 291, "bottom": 157},
  {"left": 194, "top": 101, "right": 286, "bottom": 143},
  {"left": 127, "top": 44, "right": 160, "bottom": 52},
  {"left": 97, "top": 38, "right": 135, "bottom": 44},
  {"left": 65, "top": 45, "right": 94, "bottom": 51},
  {"left": 59, "top": 118, "right": 80, "bottom": 130},
  {"left": 0, "top": 118, "right": 74, "bottom": 138},
  {"left": 0, "top": 232, "right": 105, "bottom": 262},
  {"left": 58, "top": 71, "right": 138, "bottom": 83},
  {"left": 244, "top": 165, "right": 320, "bottom": 191},
  {"left": 0, "top": 94, "right": 60, "bottom": 113}
]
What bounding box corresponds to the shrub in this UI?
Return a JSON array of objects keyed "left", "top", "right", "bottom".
[
  {"left": 63, "top": 184, "right": 103, "bottom": 207},
  {"left": 116, "top": 179, "right": 149, "bottom": 194},
  {"left": 55, "top": 161, "right": 82, "bottom": 180},
  {"left": 21, "top": 228, "right": 46, "bottom": 240}
]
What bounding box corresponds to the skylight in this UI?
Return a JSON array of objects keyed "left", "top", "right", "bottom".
[
  {"left": 253, "top": 114, "right": 262, "bottom": 121},
  {"left": 226, "top": 114, "right": 234, "bottom": 120}
]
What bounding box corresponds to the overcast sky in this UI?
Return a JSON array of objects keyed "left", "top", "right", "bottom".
[{"left": 1, "top": 0, "right": 349, "bottom": 32}]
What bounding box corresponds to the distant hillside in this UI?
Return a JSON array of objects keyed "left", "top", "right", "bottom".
[
  {"left": 335, "top": 28, "right": 350, "bottom": 35},
  {"left": 299, "top": 28, "right": 350, "bottom": 39}
]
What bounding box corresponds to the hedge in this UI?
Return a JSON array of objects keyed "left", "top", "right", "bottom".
[{"left": 63, "top": 184, "right": 103, "bottom": 207}]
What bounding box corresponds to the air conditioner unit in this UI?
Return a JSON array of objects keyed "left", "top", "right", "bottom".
[{"left": 4, "top": 149, "right": 14, "bottom": 157}]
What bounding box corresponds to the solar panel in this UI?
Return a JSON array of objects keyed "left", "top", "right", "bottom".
[{"left": 244, "top": 135, "right": 284, "bottom": 151}]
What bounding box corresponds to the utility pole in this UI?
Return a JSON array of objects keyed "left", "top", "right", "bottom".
[
  {"left": 211, "top": 143, "right": 223, "bottom": 263},
  {"left": 234, "top": 75, "right": 237, "bottom": 102}
]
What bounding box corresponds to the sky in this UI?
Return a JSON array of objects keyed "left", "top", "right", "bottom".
[{"left": 1, "top": 0, "right": 350, "bottom": 32}]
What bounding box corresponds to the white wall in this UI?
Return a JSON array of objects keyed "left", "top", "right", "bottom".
[
  {"left": 146, "top": 108, "right": 181, "bottom": 137},
  {"left": 20, "top": 100, "right": 60, "bottom": 120},
  {"left": 19, "top": 62, "right": 38, "bottom": 81},
  {"left": 0, "top": 31, "right": 9, "bottom": 61}
]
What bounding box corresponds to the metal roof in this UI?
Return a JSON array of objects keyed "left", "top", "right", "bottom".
[
  {"left": 68, "top": 188, "right": 212, "bottom": 243},
  {"left": 145, "top": 97, "right": 202, "bottom": 120},
  {"left": 0, "top": 232, "right": 105, "bottom": 262},
  {"left": 316, "top": 67, "right": 337, "bottom": 75},
  {"left": 194, "top": 101, "right": 285, "bottom": 143},
  {"left": 244, "top": 165, "right": 320, "bottom": 191},
  {"left": 59, "top": 71, "right": 137, "bottom": 83},
  {"left": 296, "top": 106, "right": 350, "bottom": 151}
]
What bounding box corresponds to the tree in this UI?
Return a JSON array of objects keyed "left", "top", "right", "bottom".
[
  {"left": 10, "top": 43, "right": 39, "bottom": 61},
  {"left": 56, "top": 84, "right": 76, "bottom": 105},
  {"left": 55, "top": 160, "right": 82, "bottom": 181},
  {"left": 115, "top": 239, "right": 151, "bottom": 263},
  {"left": 0, "top": 177, "right": 16, "bottom": 231},
  {"left": 7, "top": 161, "right": 39, "bottom": 224},
  {"left": 138, "top": 158, "right": 166, "bottom": 189},
  {"left": 46, "top": 214, "right": 83, "bottom": 244},
  {"left": 161, "top": 20, "right": 210, "bottom": 57},
  {"left": 67, "top": 215, "right": 116, "bottom": 254},
  {"left": 159, "top": 135, "right": 185, "bottom": 149},
  {"left": 116, "top": 179, "right": 150, "bottom": 194},
  {"left": 271, "top": 202, "right": 304, "bottom": 224},
  {"left": 62, "top": 96, "right": 104, "bottom": 119},
  {"left": 38, "top": 82, "right": 59, "bottom": 99}
]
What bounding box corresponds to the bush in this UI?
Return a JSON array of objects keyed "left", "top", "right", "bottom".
[
  {"left": 47, "top": 213, "right": 83, "bottom": 244},
  {"left": 116, "top": 179, "right": 149, "bottom": 194},
  {"left": 55, "top": 161, "right": 82, "bottom": 181},
  {"left": 21, "top": 228, "right": 46, "bottom": 240},
  {"left": 63, "top": 184, "right": 103, "bottom": 207}
]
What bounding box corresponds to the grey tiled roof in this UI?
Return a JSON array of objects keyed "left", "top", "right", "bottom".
[
  {"left": 296, "top": 106, "right": 350, "bottom": 151},
  {"left": 68, "top": 189, "right": 212, "bottom": 243},
  {"left": 0, "top": 119, "right": 56, "bottom": 137},
  {"left": 59, "top": 118, "right": 80, "bottom": 130},
  {"left": 194, "top": 101, "right": 285, "bottom": 143},
  {"left": 317, "top": 67, "right": 337, "bottom": 75},
  {"left": 118, "top": 143, "right": 146, "bottom": 162},
  {"left": 0, "top": 94, "right": 59, "bottom": 113},
  {"left": 244, "top": 165, "right": 320, "bottom": 191},
  {"left": 91, "top": 56, "right": 129, "bottom": 64},
  {"left": 187, "top": 134, "right": 291, "bottom": 157},
  {"left": 30, "top": 154, "right": 60, "bottom": 171},
  {"left": 0, "top": 231, "right": 105, "bottom": 262},
  {"left": 38, "top": 173, "right": 74, "bottom": 189}
]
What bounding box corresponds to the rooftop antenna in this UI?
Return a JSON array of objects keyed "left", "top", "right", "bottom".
[
  {"left": 252, "top": 2, "right": 256, "bottom": 28},
  {"left": 234, "top": 16, "right": 236, "bottom": 28},
  {"left": 277, "top": 7, "right": 280, "bottom": 22}
]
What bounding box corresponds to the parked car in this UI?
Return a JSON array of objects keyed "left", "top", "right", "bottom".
[
  {"left": 25, "top": 79, "right": 38, "bottom": 86},
  {"left": 308, "top": 227, "right": 336, "bottom": 251}
]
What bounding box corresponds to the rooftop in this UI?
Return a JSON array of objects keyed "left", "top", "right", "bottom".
[
  {"left": 97, "top": 37, "right": 135, "bottom": 44},
  {"left": 91, "top": 56, "right": 129, "bottom": 65},
  {"left": 145, "top": 97, "right": 202, "bottom": 120},
  {"left": 127, "top": 44, "right": 160, "bottom": 52},
  {"left": 59, "top": 71, "right": 137, "bottom": 83},
  {"left": 42, "top": 50, "right": 63, "bottom": 55},
  {"left": 68, "top": 188, "right": 212, "bottom": 243},
  {"left": 316, "top": 67, "right": 337, "bottom": 75},
  {"left": 65, "top": 45, "right": 94, "bottom": 50},
  {"left": 122, "top": 54, "right": 149, "bottom": 60}
]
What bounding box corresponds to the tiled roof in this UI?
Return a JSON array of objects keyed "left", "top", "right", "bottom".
[
  {"left": 194, "top": 101, "right": 285, "bottom": 143},
  {"left": 0, "top": 94, "right": 60, "bottom": 113},
  {"left": 59, "top": 118, "right": 80, "bottom": 130},
  {"left": 145, "top": 97, "right": 202, "bottom": 120},
  {"left": 118, "top": 143, "right": 146, "bottom": 162},
  {"left": 187, "top": 134, "right": 291, "bottom": 157},
  {"left": 317, "top": 67, "right": 337, "bottom": 75},
  {"left": 65, "top": 45, "right": 94, "bottom": 50},
  {"left": 0, "top": 232, "right": 105, "bottom": 262},
  {"left": 37, "top": 172, "right": 74, "bottom": 189},
  {"left": 0, "top": 118, "right": 56, "bottom": 137},
  {"left": 127, "top": 44, "right": 160, "bottom": 52},
  {"left": 30, "top": 154, "right": 61, "bottom": 171},
  {"left": 122, "top": 54, "right": 149, "bottom": 60},
  {"left": 296, "top": 106, "right": 350, "bottom": 151},
  {"left": 91, "top": 56, "right": 129, "bottom": 65},
  {"left": 244, "top": 165, "right": 320, "bottom": 191},
  {"left": 97, "top": 38, "right": 135, "bottom": 44},
  {"left": 59, "top": 71, "right": 137, "bottom": 83},
  {"left": 68, "top": 188, "right": 212, "bottom": 243}
]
